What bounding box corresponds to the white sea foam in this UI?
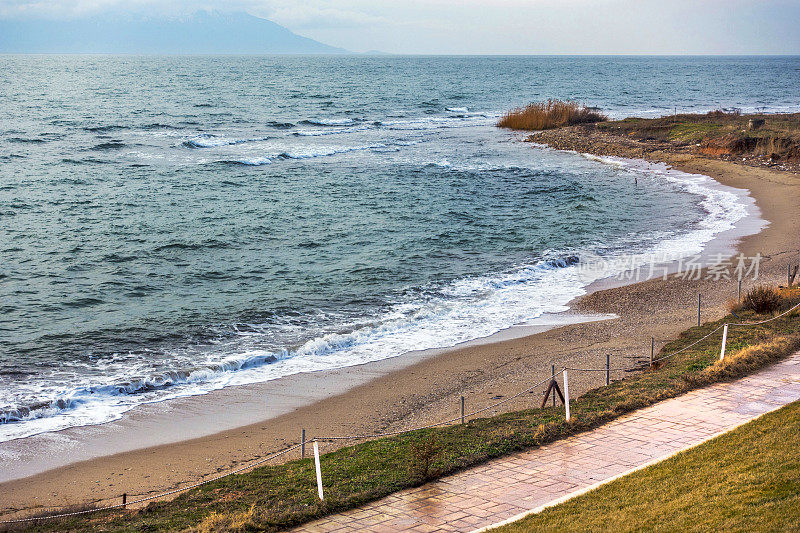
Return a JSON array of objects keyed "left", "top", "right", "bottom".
[
  {"left": 293, "top": 127, "right": 364, "bottom": 137},
  {"left": 184, "top": 135, "right": 275, "bottom": 148},
  {"left": 232, "top": 157, "right": 272, "bottom": 166},
  {"left": 216, "top": 143, "right": 390, "bottom": 166},
  {"left": 302, "top": 118, "right": 361, "bottom": 126},
  {"left": 278, "top": 143, "right": 387, "bottom": 159}
]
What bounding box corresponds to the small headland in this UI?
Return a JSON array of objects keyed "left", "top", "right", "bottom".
[{"left": 499, "top": 102, "right": 800, "bottom": 173}]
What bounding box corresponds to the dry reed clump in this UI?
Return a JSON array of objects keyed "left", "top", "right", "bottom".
[
  {"left": 497, "top": 99, "right": 607, "bottom": 131},
  {"left": 685, "top": 335, "right": 800, "bottom": 387}
]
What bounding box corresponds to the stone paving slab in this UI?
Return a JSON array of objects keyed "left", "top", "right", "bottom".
[{"left": 292, "top": 353, "right": 800, "bottom": 533}]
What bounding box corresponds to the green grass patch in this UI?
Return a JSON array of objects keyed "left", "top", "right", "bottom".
[
  {"left": 493, "top": 399, "right": 800, "bottom": 533},
  {"left": 10, "top": 298, "right": 800, "bottom": 532},
  {"left": 668, "top": 122, "right": 722, "bottom": 143}
]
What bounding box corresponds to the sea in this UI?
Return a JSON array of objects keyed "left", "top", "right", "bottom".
[{"left": 1, "top": 55, "right": 798, "bottom": 441}]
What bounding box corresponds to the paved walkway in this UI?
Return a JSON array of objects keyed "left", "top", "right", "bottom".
[{"left": 294, "top": 352, "right": 800, "bottom": 532}]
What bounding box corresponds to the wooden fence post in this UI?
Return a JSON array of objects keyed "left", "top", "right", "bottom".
[{"left": 698, "top": 293, "right": 701, "bottom": 327}]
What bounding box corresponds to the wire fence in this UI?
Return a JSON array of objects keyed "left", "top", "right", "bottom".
[{"left": 3, "top": 294, "right": 799, "bottom": 526}]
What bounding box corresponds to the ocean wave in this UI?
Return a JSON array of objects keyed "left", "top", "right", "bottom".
[
  {"left": 291, "top": 114, "right": 493, "bottom": 137},
  {"left": 84, "top": 125, "right": 129, "bottom": 133},
  {"left": 221, "top": 157, "right": 272, "bottom": 166},
  {"left": 154, "top": 240, "right": 231, "bottom": 252},
  {"left": 91, "top": 141, "right": 127, "bottom": 150},
  {"left": 292, "top": 125, "right": 375, "bottom": 137},
  {"left": 370, "top": 146, "right": 401, "bottom": 153},
  {"left": 142, "top": 123, "right": 182, "bottom": 130},
  {"left": 8, "top": 137, "right": 46, "bottom": 144},
  {"left": 183, "top": 134, "right": 275, "bottom": 148},
  {"left": 0, "top": 352, "right": 282, "bottom": 426},
  {"left": 279, "top": 143, "right": 387, "bottom": 159},
  {"left": 381, "top": 115, "right": 493, "bottom": 131},
  {"left": 213, "top": 143, "right": 389, "bottom": 166},
  {"left": 266, "top": 121, "right": 295, "bottom": 129},
  {"left": 299, "top": 118, "right": 362, "bottom": 127},
  {"left": 63, "top": 297, "right": 104, "bottom": 309}
]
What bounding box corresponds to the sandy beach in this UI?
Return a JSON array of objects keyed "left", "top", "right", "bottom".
[{"left": 1, "top": 147, "right": 798, "bottom": 518}]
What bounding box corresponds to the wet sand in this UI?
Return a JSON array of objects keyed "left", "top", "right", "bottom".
[{"left": 1, "top": 150, "right": 798, "bottom": 518}]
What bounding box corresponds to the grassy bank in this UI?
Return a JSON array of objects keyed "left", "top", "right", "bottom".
[
  {"left": 493, "top": 398, "right": 800, "bottom": 533},
  {"left": 598, "top": 110, "right": 800, "bottom": 163},
  {"left": 510, "top": 101, "right": 800, "bottom": 169},
  {"left": 10, "top": 295, "right": 800, "bottom": 532}
]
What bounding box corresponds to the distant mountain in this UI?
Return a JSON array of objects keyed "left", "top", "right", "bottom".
[{"left": 0, "top": 11, "right": 349, "bottom": 54}]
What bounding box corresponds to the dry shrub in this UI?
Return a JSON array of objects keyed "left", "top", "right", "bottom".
[
  {"left": 194, "top": 504, "right": 257, "bottom": 533},
  {"left": 497, "top": 99, "right": 607, "bottom": 131},
  {"left": 685, "top": 335, "right": 800, "bottom": 386},
  {"left": 407, "top": 435, "right": 440, "bottom": 483},
  {"left": 740, "top": 285, "right": 783, "bottom": 314}
]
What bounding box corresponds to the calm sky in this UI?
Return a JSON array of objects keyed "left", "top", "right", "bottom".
[{"left": 2, "top": 0, "right": 799, "bottom": 55}]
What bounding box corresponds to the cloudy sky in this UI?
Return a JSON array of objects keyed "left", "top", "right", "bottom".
[{"left": 2, "top": 0, "right": 799, "bottom": 54}]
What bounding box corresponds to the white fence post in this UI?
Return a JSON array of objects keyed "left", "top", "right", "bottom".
[
  {"left": 563, "top": 370, "right": 570, "bottom": 421},
  {"left": 720, "top": 324, "right": 729, "bottom": 360},
  {"left": 313, "top": 440, "right": 324, "bottom": 500}
]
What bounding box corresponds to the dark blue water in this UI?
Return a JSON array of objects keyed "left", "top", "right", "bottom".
[{"left": 1, "top": 55, "right": 796, "bottom": 440}]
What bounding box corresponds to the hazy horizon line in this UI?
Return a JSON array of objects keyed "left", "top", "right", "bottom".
[{"left": 2, "top": 52, "right": 799, "bottom": 57}]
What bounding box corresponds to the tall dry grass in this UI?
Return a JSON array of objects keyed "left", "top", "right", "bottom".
[
  {"left": 685, "top": 335, "right": 800, "bottom": 386},
  {"left": 755, "top": 136, "right": 792, "bottom": 157},
  {"left": 194, "top": 504, "right": 257, "bottom": 533},
  {"left": 497, "top": 99, "right": 607, "bottom": 131}
]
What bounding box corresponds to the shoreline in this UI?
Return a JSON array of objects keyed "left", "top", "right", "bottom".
[{"left": 1, "top": 144, "right": 798, "bottom": 517}]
